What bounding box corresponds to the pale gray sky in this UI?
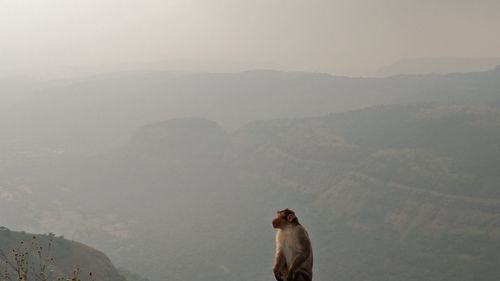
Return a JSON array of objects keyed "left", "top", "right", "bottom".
[{"left": 1, "top": 0, "right": 499, "bottom": 76}]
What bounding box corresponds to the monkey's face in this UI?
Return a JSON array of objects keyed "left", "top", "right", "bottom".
[
  {"left": 272, "top": 213, "right": 286, "bottom": 229},
  {"left": 272, "top": 209, "right": 298, "bottom": 229}
]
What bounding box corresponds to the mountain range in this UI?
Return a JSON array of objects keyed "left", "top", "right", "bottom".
[
  {"left": 2, "top": 66, "right": 500, "bottom": 154},
  {"left": 1, "top": 67, "right": 500, "bottom": 281}
]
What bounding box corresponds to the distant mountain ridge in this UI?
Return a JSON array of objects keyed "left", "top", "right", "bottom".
[
  {"left": 2, "top": 67, "right": 500, "bottom": 154},
  {"left": 377, "top": 57, "right": 500, "bottom": 76}
]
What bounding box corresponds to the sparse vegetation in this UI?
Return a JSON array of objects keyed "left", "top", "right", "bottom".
[{"left": 0, "top": 229, "right": 124, "bottom": 281}]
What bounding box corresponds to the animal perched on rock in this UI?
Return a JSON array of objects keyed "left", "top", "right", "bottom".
[{"left": 272, "top": 209, "right": 313, "bottom": 281}]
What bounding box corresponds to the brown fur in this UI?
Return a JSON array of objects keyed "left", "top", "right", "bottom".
[{"left": 272, "top": 209, "right": 313, "bottom": 281}]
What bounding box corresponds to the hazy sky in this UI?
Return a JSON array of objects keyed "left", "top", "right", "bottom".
[{"left": 1, "top": 0, "right": 500, "bottom": 76}]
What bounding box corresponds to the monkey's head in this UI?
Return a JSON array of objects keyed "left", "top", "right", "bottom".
[{"left": 272, "top": 209, "right": 299, "bottom": 229}]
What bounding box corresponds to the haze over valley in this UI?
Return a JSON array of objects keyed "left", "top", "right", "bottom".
[
  {"left": 2, "top": 1, "right": 500, "bottom": 281},
  {"left": 2, "top": 66, "right": 500, "bottom": 281}
]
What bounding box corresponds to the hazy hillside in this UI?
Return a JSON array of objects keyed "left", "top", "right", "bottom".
[
  {"left": 378, "top": 57, "right": 500, "bottom": 76},
  {"left": 0, "top": 227, "right": 125, "bottom": 281},
  {"left": 2, "top": 67, "right": 500, "bottom": 155},
  {"left": 3, "top": 103, "right": 499, "bottom": 281},
  {"left": 0, "top": 78, "right": 40, "bottom": 111}
]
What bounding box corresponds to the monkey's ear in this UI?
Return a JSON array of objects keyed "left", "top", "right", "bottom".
[{"left": 287, "top": 213, "right": 297, "bottom": 223}]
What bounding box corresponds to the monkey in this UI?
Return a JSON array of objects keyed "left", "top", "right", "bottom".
[{"left": 272, "top": 209, "right": 313, "bottom": 281}]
